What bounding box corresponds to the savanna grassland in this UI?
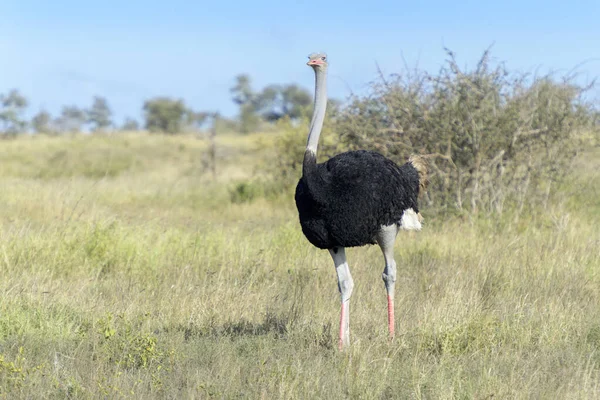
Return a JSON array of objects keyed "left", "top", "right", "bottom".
[{"left": 1, "top": 132, "right": 599, "bottom": 399}]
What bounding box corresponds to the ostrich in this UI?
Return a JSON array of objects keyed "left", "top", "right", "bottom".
[{"left": 295, "top": 53, "right": 429, "bottom": 349}]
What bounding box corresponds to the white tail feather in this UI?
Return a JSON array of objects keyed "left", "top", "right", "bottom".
[{"left": 400, "top": 208, "right": 422, "bottom": 231}]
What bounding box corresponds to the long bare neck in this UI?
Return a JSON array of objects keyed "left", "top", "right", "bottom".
[{"left": 303, "top": 67, "right": 327, "bottom": 177}]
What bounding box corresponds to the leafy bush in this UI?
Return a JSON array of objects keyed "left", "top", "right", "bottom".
[
  {"left": 229, "top": 181, "right": 264, "bottom": 203},
  {"left": 335, "top": 48, "right": 597, "bottom": 215}
]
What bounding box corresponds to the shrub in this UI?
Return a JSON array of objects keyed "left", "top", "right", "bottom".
[
  {"left": 334, "top": 48, "right": 597, "bottom": 215},
  {"left": 229, "top": 181, "right": 264, "bottom": 203}
]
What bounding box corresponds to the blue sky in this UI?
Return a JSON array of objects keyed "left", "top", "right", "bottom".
[{"left": 1, "top": 0, "right": 598, "bottom": 125}]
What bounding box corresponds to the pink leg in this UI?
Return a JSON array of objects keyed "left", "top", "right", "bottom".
[
  {"left": 387, "top": 295, "right": 395, "bottom": 338},
  {"left": 378, "top": 225, "right": 398, "bottom": 341},
  {"left": 338, "top": 300, "right": 350, "bottom": 349},
  {"left": 338, "top": 302, "right": 346, "bottom": 350}
]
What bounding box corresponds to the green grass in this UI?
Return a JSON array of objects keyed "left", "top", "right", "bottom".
[{"left": 0, "top": 132, "right": 599, "bottom": 398}]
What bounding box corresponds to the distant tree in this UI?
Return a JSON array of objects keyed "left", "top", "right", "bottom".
[
  {"left": 280, "top": 84, "right": 312, "bottom": 119},
  {"left": 88, "top": 96, "right": 113, "bottom": 131},
  {"left": 0, "top": 89, "right": 28, "bottom": 135},
  {"left": 258, "top": 84, "right": 312, "bottom": 121},
  {"left": 143, "top": 97, "right": 187, "bottom": 134},
  {"left": 230, "top": 74, "right": 255, "bottom": 106},
  {"left": 32, "top": 110, "right": 53, "bottom": 134},
  {"left": 230, "top": 75, "right": 316, "bottom": 131},
  {"left": 187, "top": 110, "right": 209, "bottom": 130},
  {"left": 239, "top": 104, "right": 261, "bottom": 133},
  {"left": 121, "top": 117, "right": 139, "bottom": 131},
  {"left": 230, "top": 74, "right": 260, "bottom": 133},
  {"left": 254, "top": 84, "right": 280, "bottom": 121},
  {"left": 56, "top": 105, "right": 87, "bottom": 133},
  {"left": 203, "top": 112, "right": 219, "bottom": 179}
]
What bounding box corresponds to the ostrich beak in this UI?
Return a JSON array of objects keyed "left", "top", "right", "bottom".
[{"left": 307, "top": 59, "right": 325, "bottom": 66}]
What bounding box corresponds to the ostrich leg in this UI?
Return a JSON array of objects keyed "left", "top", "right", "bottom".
[
  {"left": 377, "top": 225, "right": 398, "bottom": 338},
  {"left": 329, "top": 247, "right": 354, "bottom": 349}
]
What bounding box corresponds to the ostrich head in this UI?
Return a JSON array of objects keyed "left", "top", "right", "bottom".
[{"left": 307, "top": 53, "right": 328, "bottom": 69}]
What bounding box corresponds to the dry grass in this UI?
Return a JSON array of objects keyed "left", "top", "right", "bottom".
[{"left": 0, "top": 132, "right": 599, "bottom": 398}]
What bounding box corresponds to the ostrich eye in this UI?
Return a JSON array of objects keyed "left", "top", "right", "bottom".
[{"left": 321, "top": 56, "right": 326, "bottom": 61}]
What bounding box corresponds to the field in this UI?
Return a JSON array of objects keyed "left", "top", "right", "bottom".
[{"left": 1, "top": 132, "right": 599, "bottom": 399}]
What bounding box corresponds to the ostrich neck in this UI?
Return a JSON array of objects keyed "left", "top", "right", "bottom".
[{"left": 303, "top": 67, "right": 327, "bottom": 178}]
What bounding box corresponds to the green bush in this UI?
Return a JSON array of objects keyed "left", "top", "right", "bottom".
[{"left": 229, "top": 181, "right": 264, "bottom": 203}]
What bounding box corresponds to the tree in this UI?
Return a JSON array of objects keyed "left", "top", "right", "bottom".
[
  {"left": 281, "top": 84, "right": 312, "bottom": 119},
  {"left": 143, "top": 97, "right": 187, "bottom": 134},
  {"left": 238, "top": 103, "right": 261, "bottom": 133},
  {"left": 258, "top": 84, "right": 312, "bottom": 121},
  {"left": 0, "top": 89, "right": 28, "bottom": 135},
  {"left": 121, "top": 117, "right": 139, "bottom": 131},
  {"left": 328, "top": 48, "right": 597, "bottom": 215},
  {"left": 254, "top": 84, "right": 280, "bottom": 122},
  {"left": 55, "top": 105, "right": 87, "bottom": 133},
  {"left": 88, "top": 96, "right": 112, "bottom": 131},
  {"left": 186, "top": 110, "right": 209, "bottom": 131},
  {"left": 229, "top": 75, "right": 315, "bottom": 132},
  {"left": 230, "top": 74, "right": 260, "bottom": 133},
  {"left": 32, "top": 110, "right": 53, "bottom": 134},
  {"left": 230, "top": 74, "right": 255, "bottom": 106}
]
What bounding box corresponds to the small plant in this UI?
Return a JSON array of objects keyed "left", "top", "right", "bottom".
[
  {"left": 229, "top": 181, "right": 264, "bottom": 203},
  {"left": 95, "top": 313, "right": 173, "bottom": 373},
  {"left": 0, "top": 347, "right": 45, "bottom": 393}
]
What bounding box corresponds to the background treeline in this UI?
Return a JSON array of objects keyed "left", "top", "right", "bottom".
[
  {"left": 2, "top": 49, "right": 598, "bottom": 217},
  {"left": 0, "top": 74, "right": 322, "bottom": 136}
]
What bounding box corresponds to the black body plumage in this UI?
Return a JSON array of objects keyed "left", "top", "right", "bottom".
[{"left": 295, "top": 149, "right": 421, "bottom": 250}]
